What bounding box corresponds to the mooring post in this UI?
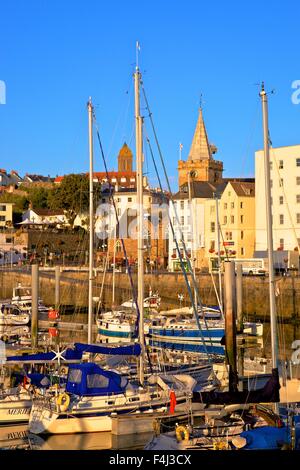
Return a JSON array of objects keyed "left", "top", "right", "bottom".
[
  {"left": 55, "top": 265, "right": 60, "bottom": 310},
  {"left": 236, "top": 263, "right": 243, "bottom": 332},
  {"left": 31, "top": 263, "right": 39, "bottom": 348},
  {"left": 224, "top": 260, "right": 238, "bottom": 392}
]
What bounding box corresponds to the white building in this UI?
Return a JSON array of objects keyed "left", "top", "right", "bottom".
[
  {"left": 22, "top": 208, "right": 68, "bottom": 226},
  {"left": 168, "top": 181, "right": 221, "bottom": 271},
  {"left": 255, "top": 144, "right": 300, "bottom": 252}
]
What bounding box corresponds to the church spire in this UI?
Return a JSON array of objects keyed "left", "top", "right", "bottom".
[{"left": 188, "top": 108, "right": 212, "bottom": 161}]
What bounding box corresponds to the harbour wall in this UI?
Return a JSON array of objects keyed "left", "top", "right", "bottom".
[{"left": 1, "top": 269, "right": 300, "bottom": 321}]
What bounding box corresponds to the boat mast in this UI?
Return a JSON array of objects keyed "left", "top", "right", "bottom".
[
  {"left": 214, "top": 192, "right": 223, "bottom": 315},
  {"left": 112, "top": 224, "right": 116, "bottom": 308},
  {"left": 87, "top": 97, "right": 94, "bottom": 345},
  {"left": 187, "top": 171, "right": 197, "bottom": 307},
  {"left": 259, "top": 83, "right": 278, "bottom": 371},
  {"left": 134, "top": 49, "right": 145, "bottom": 385}
]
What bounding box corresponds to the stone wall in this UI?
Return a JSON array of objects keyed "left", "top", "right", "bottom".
[{"left": 1, "top": 269, "right": 300, "bottom": 321}]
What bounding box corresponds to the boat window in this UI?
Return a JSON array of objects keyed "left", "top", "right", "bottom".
[
  {"left": 87, "top": 374, "right": 110, "bottom": 389},
  {"left": 68, "top": 369, "right": 82, "bottom": 383},
  {"left": 129, "top": 397, "right": 139, "bottom": 402}
]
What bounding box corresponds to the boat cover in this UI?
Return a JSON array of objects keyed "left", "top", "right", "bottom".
[
  {"left": 192, "top": 368, "right": 280, "bottom": 404},
  {"left": 66, "top": 363, "right": 127, "bottom": 396},
  {"left": 74, "top": 342, "right": 141, "bottom": 356}
]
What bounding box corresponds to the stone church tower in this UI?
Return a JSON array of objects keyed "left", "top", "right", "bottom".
[
  {"left": 178, "top": 108, "right": 223, "bottom": 187},
  {"left": 118, "top": 142, "right": 133, "bottom": 172}
]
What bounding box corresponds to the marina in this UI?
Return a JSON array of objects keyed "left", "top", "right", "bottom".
[{"left": 1, "top": 1, "right": 300, "bottom": 457}]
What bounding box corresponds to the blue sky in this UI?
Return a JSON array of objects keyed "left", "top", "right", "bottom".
[{"left": 0, "top": 0, "right": 299, "bottom": 190}]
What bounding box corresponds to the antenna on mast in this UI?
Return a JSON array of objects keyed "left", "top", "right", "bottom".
[{"left": 136, "top": 41, "right": 141, "bottom": 71}]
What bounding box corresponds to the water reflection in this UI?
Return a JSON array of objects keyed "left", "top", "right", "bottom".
[{"left": 0, "top": 424, "right": 154, "bottom": 450}]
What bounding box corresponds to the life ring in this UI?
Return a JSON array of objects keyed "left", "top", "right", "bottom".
[
  {"left": 175, "top": 425, "right": 189, "bottom": 442},
  {"left": 59, "top": 366, "right": 68, "bottom": 376},
  {"left": 56, "top": 393, "right": 70, "bottom": 412}
]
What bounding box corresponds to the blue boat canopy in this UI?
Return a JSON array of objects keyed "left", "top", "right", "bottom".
[
  {"left": 74, "top": 342, "right": 141, "bottom": 356},
  {"left": 7, "top": 348, "right": 82, "bottom": 362},
  {"left": 66, "top": 363, "right": 128, "bottom": 396},
  {"left": 6, "top": 342, "right": 141, "bottom": 363}
]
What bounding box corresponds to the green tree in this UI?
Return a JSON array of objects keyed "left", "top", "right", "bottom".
[{"left": 27, "top": 186, "right": 50, "bottom": 209}]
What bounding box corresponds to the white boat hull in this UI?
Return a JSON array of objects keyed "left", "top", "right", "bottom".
[
  {"left": 0, "top": 398, "right": 32, "bottom": 424},
  {"left": 0, "top": 314, "right": 30, "bottom": 326}
]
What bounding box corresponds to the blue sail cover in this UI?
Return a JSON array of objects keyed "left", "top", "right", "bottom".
[
  {"left": 7, "top": 343, "right": 140, "bottom": 363},
  {"left": 66, "top": 363, "right": 127, "bottom": 396},
  {"left": 74, "top": 342, "right": 141, "bottom": 356},
  {"left": 7, "top": 348, "right": 83, "bottom": 362}
]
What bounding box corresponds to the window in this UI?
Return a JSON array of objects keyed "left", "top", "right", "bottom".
[
  {"left": 240, "top": 215, "right": 244, "bottom": 223},
  {"left": 172, "top": 249, "right": 177, "bottom": 256},
  {"left": 128, "top": 197, "right": 132, "bottom": 202},
  {"left": 0, "top": 205, "right": 6, "bottom": 211},
  {"left": 279, "top": 238, "right": 284, "bottom": 249},
  {"left": 87, "top": 374, "right": 109, "bottom": 389},
  {"left": 210, "top": 240, "right": 215, "bottom": 251},
  {"left": 241, "top": 230, "right": 244, "bottom": 240},
  {"left": 241, "top": 247, "right": 244, "bottom": 255},
  {"left": 228, "top": 191, "right": 231, "bottom": 196},
  {"left": 223, "top": 216, "right": 227, "bottom": 224},
  {"left": 231, "top": 215, "right": 234, "bottom": 223},
  {"left": 270, "top": 180, "right": 273, "bottom": 188},
  {"left": 0, "top": 216, "right": 5, "bottom": 221},
  {"left": 180, "top": 216, "right": 184, "bottom": 225},
  {"left": 211, "top": 222, "right": 215, "bottom": 233},
  {"left": 68, "top": 369, "right": 82, "bottom": 383},
  {"left": 117, "top": 208, "right": 121, "bottom": 216},
  {"left": 297, "top": 158, "right": 300, "bottom": 167},
  {"left": 240, "top": 202, "right": 243, "bottom": 209},
  {"left": 117, "top": 198, "right": 121, "bottom": 202},
  {"left": 279, "top": 196, "right": 283, "bottom": 205},
  {"left": 5, "top": 237, "right": 13, "bottom": 244},
  {"left": 226, "top": 231, "right": 233, "bottom": 240},
  {"left": 279, "top": 160, "right": 283, "bottom": 169},
  {"left": 297, "top": 214, "right": 300, "bottom": 224},
  {"left": 180, "top": 201, "right": 184, "bottom": 210},
  {"left": 210, "top": 206, "right": 215, "bottom": 214},
  {"left": 270, "top": 162, "right": 273, "bottom": 170},
  {"left": 279, "top": 178, "right": 283, "bottom": 187},
  {"left": 297, "top": 177, "right": 300, "bottom": 185},
  {"left": 297, "top": 195, "right": 300, "bottom": 204},
  {"left": 224, "top": 203, "right": 227, "bottom": 210},
  {"left": 231, "top": 202, "right": 234, "bottom": 209},
  {"left": 279, "top": 214, "right": 284, "bottom": 225}
]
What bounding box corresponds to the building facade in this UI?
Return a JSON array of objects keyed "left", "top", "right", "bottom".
[
  {"left": 205, "top": 181, "right": 255, "bottom": 269},
  {"left": 255, "top": 144, "right": 300, "bottom": 252},
  {"left": 0, "top": 202, "right": 14, "bottom": 227}
]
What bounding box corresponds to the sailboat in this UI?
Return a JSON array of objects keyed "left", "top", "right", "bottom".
[
  {"left": 28, "top": 59, "right": 211, "bottom": 435},
  {"left": 144, "top": 83, "right": 290, "bottom": 450}
]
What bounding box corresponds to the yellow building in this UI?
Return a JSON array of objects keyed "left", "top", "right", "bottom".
[
  {"left": 0, "top": 202, "right": 14, "bottom": 227},
  {"left": 204, "top": 181, "right": 255, "bottom": 267}
]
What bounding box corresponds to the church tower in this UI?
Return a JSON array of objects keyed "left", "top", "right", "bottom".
[
  {"left": 178, "top": 108, "right": 223, "bottom": 187},
  {"left": 118, "top": 142, "right": 133, "bottom": 172}
]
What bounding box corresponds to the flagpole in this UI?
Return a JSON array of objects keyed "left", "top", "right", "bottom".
[{"left": 179, "top": 143, "right": 183, "bottom": 160}]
